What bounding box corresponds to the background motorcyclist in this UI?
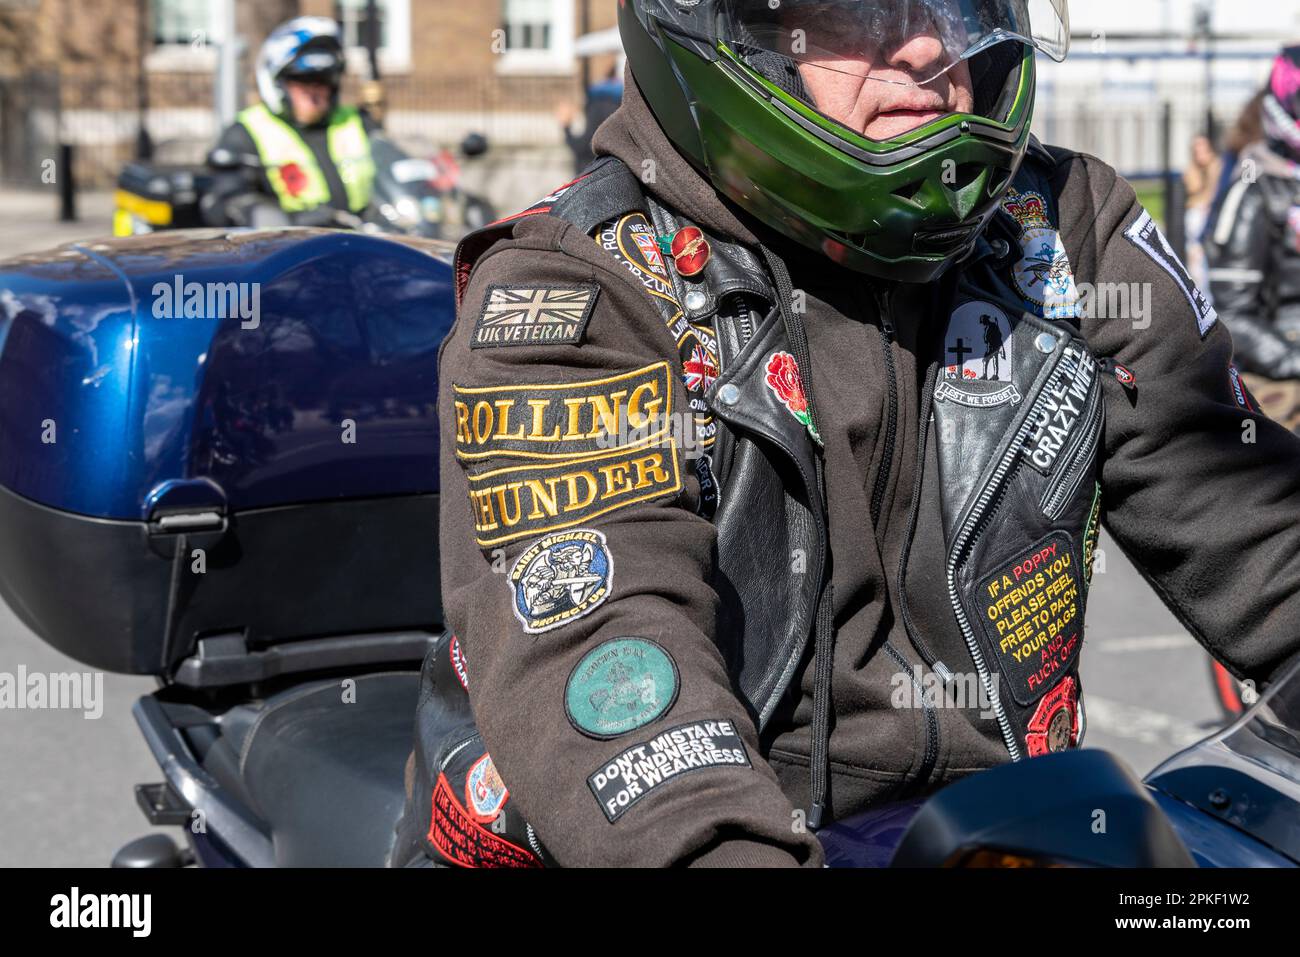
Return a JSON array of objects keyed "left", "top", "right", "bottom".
[
  {"left": 202, "top": 16, "right": 379, "bottom": 229},
  {"left": 1205, "top": 46, "right": 1300, "bottom": 422}
]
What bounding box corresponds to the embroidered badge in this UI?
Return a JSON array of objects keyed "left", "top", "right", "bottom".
[
  {"left": 1083, "top": 484, "right": 1102, "bottom": 592},
  {"left": 595, "top": 214, "right": 719, "bottom": 455},
  {"left": 587, "top": 719, "right": 752, "bottom": 823},
  {"left": 465, "top": 753, "right": 509, "bottom": 822},
  {"left": 427, "top": 772, "right": 541, "bottom": 868},
  {"left": 1002, "top": 189, "right": 1080, "bottom": 320},
  {"left": 976, "top": 533, "right": 1082, "bottom": 707},
  {"left": 764, "top": 351, "right": 823, "bottom": 445},
  {"left": 670, "top": 226, "right": 711, "bottom": 277},
  {"left": 509, "top": 529, "right": 613, "bottom": 634},
  {"left": 1228, "top": 363, "right": 1256, "bottom": 412},
  {"left": 937, "top": 301, "right": 1022, "bottom": 408},
  {"left": 466, "top": 443, "right": 682, "bottom": 547},
  {"left": 682, "top": 342, "right": 720, "bottom": 393},
  {"left": 1023, "top": 343, "right": 1098, "bottom": 476},
  {"left": 471, "top": 284, "right": 599, "bottom": 349},
  {"left": 449, "top": 634, "right": 470, "bottom": 691},
  {"left": 1124, "top": 209, "right": 1218, "bottom": 338},
  {"left": 565, "top": 637, "right": 680, "bottom": 739},
  {"left": 599, "top": 213, "right": 679, "bottom": 307},
  {"left": 453, "top": 362, "right": 673, "bottom": 462},
  {"left": 1025, "top": 675, "right": 1080, "bottom": 756},
  {"left": 632, "top": 230, "right": 668, "bottom": 275}
]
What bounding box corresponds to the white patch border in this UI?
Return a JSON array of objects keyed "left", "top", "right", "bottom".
[{"left": 1123, "top": 210, "right": 1218, "bottom": 338}]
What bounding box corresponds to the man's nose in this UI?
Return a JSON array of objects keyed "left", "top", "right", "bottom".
[{"left": 884, "top": 33, "right": 945, "bottom": 75}]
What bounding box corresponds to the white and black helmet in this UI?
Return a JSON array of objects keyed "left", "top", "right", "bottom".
[{"left": 255, "top": 16, "right": 347, "bottom": 116}]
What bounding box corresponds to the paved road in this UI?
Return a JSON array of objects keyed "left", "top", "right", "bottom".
[
  {"left": 0, "top": 195, "right": 1225, "bottom": 865},
  {"left": 0, "top": 189, "right": 115, "bottom": 260}
]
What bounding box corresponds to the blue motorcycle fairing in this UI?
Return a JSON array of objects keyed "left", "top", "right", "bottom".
[{"left": 0, "top": 228, "right": 456, "bottom": 520}]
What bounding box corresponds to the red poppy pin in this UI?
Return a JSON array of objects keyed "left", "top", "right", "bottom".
[
  {"left": 279, "top": 162, "right": 308, "bottom": 197},
  {"left": 670, "top": 226, "right": 711, "bottom": 277},
  {"left": 764, "top": 351, "right": 822, "bottom": 445}
]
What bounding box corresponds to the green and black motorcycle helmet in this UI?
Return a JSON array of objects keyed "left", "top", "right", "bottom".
[{"left": 619, "top": 0, "right": 1070, "bottom": 282}]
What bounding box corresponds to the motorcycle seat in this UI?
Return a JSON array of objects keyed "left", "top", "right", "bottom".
[{"left": 231, "top": 671, "right": 418, "bottom": 867}]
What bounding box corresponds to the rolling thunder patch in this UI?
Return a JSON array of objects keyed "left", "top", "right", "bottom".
[
  {"left": 977, "top": 533, "right": 1082, "bottom": 707},
  {"left": 587, "top": 719, "right": 752, "bottom": 823},
  {"left": 453, "top": 363, "right": 674, "bottom": 462},
  {"left": 467, "top": 442, "right": 682, "bottom": 547},
  {"left": 470, "top": 284, "right": 599, "bottom": 349}
]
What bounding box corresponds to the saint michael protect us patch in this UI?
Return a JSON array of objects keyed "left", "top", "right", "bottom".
[
  {"left": 1123, "top": 210, "right": 1218, "bottom": 338},
  {"left": 509, "top": 529, "right": 613, "bottom": 634},
  {"left": 470, "top": 283, "right": 599, "bottom": 349}
]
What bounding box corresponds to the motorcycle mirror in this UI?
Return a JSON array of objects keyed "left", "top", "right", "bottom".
[
  {"left": 882, "top": 750, "right": 1196, "bottom": 868},
  {"left": 460, "top": 133, "right": 489, "bottom": 158}
]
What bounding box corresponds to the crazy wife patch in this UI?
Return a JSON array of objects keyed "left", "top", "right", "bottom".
[{"left": 976, "top": 533, "right": 1082, "bottom": 707}]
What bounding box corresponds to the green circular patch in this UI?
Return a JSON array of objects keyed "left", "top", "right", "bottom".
[{"left": 565, "top": 637, "right": 679, "bottom": 739}]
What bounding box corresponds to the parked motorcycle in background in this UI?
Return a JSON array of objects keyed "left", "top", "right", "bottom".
[{"left": 111, "top": 131, "right": 496, "bottom": 241}]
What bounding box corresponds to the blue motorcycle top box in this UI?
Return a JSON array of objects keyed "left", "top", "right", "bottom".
[{"left": 0, "top": 228, "right": 456, "bottom": 680}]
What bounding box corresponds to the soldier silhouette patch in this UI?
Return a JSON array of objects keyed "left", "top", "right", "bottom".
[{"left": 936, "top": 301, "right": 1022, "bottom": 408}]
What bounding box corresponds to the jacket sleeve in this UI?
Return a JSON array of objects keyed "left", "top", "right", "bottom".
[
  {"left": 1204, "top": 177, "right": 1273, "bottom": 324},
  {"left": 437, "top": 212, "right": 824, "bottom": 867},
  {"left": 1057, "top": 152, "right": 1300, "bottom": 685}
]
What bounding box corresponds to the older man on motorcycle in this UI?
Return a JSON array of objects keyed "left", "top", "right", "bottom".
[
  {"left": 203, "top": 16, "right": 378, "bottom": 229},
  {"left": 392, "top": 0, "right": 1300, "bottom": 868}
]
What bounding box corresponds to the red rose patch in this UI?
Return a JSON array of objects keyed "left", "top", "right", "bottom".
[{"left": 764, "top": 351, "right": 821, "bottom": 445}]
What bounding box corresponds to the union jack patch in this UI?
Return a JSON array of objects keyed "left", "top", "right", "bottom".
[
  {"left": 471, "top": 284, "right": 599, "bottom": 349},
  {"left": 682, "top": 342, "right": 719, "bottom": 392}
]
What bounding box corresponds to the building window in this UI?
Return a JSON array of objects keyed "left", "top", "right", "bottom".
[
  {"left": 499, "top": 0, "right": 575, "bottom": 74},
  {"left": 152, "top": 0, "right": 211, "bottom": 48},
  {"left": 335, "top": 0, "right": 412, "bottom": 73}
]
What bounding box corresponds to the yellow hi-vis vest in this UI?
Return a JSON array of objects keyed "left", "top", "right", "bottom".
[{"left": 237, "top": 103, "right": 375, "bottom": 214}]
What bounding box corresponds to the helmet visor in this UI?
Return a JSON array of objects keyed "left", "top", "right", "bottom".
[{"left": 719, "top": 0, "right": 1067, "bottom": 86}]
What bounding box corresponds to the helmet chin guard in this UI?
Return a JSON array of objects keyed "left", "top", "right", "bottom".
[{"left": 620, "top": 0, "right": 1051, "bottom": 281}]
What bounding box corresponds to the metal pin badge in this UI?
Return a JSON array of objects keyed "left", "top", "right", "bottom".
[{"left": 670, "top": 226, "right": 711, "bottom": 277}]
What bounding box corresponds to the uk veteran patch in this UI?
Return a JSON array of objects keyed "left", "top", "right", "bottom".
[{"left": 470, "top": 283, "right": 598, "bottom": 349}]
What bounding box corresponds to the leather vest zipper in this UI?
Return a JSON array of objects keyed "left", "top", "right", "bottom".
[{"left": 944, "top": 342, "right": 1079, "bottom": 762}]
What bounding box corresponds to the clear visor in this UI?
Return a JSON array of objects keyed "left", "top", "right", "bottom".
[{"left": 719, "top": 0, "right": 1068, "bottom": 87}]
